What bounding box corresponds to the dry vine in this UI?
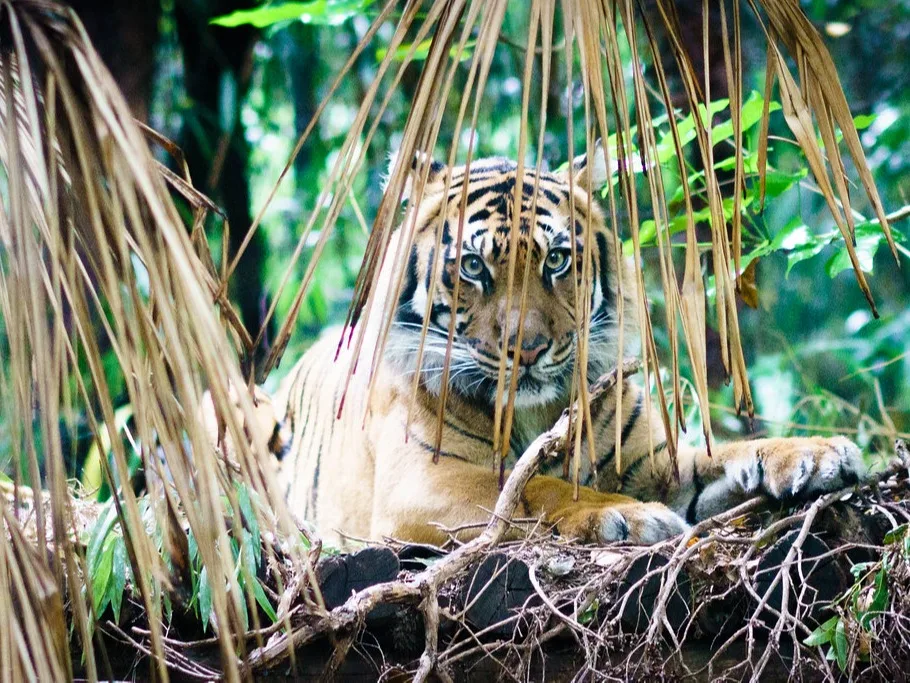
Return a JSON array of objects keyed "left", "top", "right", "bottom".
[
  {"left": 241, "top": 359, "right": 644, "bottom": 678},
  {"left": 217, "top": 364, "right": 905, "bottom": 682}
]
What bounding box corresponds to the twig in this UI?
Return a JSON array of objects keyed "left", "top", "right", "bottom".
[{"left": 241, "top": 360, "right": 643, "bottom": 673}]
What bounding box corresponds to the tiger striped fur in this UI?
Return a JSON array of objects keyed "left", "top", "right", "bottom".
[{"left": 220, "top": 149, "right": 865, "bottom": 550}]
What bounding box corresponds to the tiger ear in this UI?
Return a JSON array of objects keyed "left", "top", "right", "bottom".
[
  {"left": 559, "top": 139, "right": 609, "bottom": 191},
  {"left": 383, "top": 148, "right": 448, "bottom": 203}
]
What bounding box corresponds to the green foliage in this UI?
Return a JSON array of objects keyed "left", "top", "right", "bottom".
[
  {"left": 185, "top": 484, "right": 277, "bottom": 632},
  {"left": 80, "top": 405, "right": 140, "bottom": 502},
  {"left": 83, "top": 483, "right": 277, "bottom": 630},
  {"left": 211, "top": 0, "right": 375, "bottom": 29},
  {"left": 84, "top": 502, "right": 131, "bottom": 623},
  {"left": 375, "top": 39, "right": 476, "bottom": 63},
  {"left": 626, "top": 94, "right": 900, "bottom": 286},
  {"left": 803, "top": 524, "right": 910, "bottom": 672}
]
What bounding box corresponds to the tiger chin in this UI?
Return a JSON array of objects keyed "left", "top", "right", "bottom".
[{"left": 207, "top": 146, "right": 866, "bottom": 551}]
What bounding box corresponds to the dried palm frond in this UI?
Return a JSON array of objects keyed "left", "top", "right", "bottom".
[
  {"left": 244, "top": 0, "right": 894, "bottom": 478},
  {"left": 0, "top": 1, "right": 312, "bottom": 679},
  {"left": 0, "top": 0, "right": 897, "bottom": 679}
]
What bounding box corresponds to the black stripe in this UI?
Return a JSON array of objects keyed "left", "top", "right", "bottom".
[
  {"left": 408, "top": 431, "right": 472, "bottom": 462},
  {"left": 467, "top": 180, "right": 513, "bottom": 207},
  {"left": 396, "top": 245, "right": 420, "bottom": 324},
  {"left": 530, "top": 183, "right": 560, "bottom": 204},
  {"left": 289, "top": 361, "right": 318, "bottom": 473},
  {"left": 444, "top": 419, "right": 494, "bottom": 447},
  {"left": 585, "top": 394, "right": 642, "bottom": 485},
  {"left": 583, "top": 405, "right": 616, "bottom": 486},
  {"left": 620, "top": 441, "right": 667, "bottom": 489},
  {"left": 595, "top": 232, "right": 613, "bottom": 317},
  {"left": 424, "top": 246, "right": 434, "bottom": 289},
  {"left": 685, "top": 456, "right": 704, "bottom": 524}
]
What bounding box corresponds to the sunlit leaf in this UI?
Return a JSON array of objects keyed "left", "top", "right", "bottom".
[
  {"left": 211, "top": 0, "right": 375, "bottom": 28},
  {"left": 376, "top": 39, "right": 477, "bottom": 63},
  {"left": 198, "top": 566, "right": 212, "bottom": 632},
  {"left": 853, "top": 114, "right": 877, "bottom": 130},
  {"left": 825, "top": 231, "right": 885, "bottom": 277}
]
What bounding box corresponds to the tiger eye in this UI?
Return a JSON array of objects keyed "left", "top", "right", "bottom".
[
  {"left": 460, "top": 254, "right": 486, "bottom": 279},
  {"left": 544, "top": 248, "right": 571, "bottom": 274}
]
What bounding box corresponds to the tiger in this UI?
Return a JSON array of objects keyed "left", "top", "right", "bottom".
[{"left": 210, "top": 147, "right": 865, "bottom": 551}]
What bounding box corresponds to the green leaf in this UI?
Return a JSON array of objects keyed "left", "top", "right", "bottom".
[
  {"left": 240, "top": 530, "right": 259, "bottom": 579},
  {"left": 860, "top": 567, "right": 889, "bottom": 630},
  {"left": 198, "top": 566, "right": 212, "bottom": 631},
  {"left": 825, "top": 231, "right": 884, "bottom": 277},
  {"left": 211, "top": 0, "right": 374, "bottom": 28},
  {"left": 375, "top": 39, "right": 476, "bottom": 63},
  {"left": 804, "top": 616, "right": 838, "bottom": 647},
  {"left": 833, "top": 618, "right": 848, "bottom": 671},
  {"left": 92, "top": 535, "right": 116, "bottom": 616},
  {"left": 849, "top": 561, "right": 876, "bottom": 578},
  {"left": 883, "top": 524, "right": 908, "bottom": 545},
  {"left": 235, "top": 575, "right": 250, "bottom": 631},
  {"left": 237, "top": 484, "right": 260, "bottom": 552},
  {"left": 656, "top": 98, "right": 730, "bottom": 163},
  {"left": 709, "top": 91, "right": 781, "bottom": 146},
  {"left": 110, "top": 536, "right": 128, "bottom": 623},
  {"left": 761, "top": 168, "right": 807, "bottom": 200},
  {"left": 252, "top": 578, "right": 278, "bottom": 623},
  {"left": 853, "top": 114, "right": 877, "bottom": 130},
  {"left": 86, "top": 502, "right": 119, "bottom": 574},
  {"left": 578, "top": 597, "right": 600, "bottom": 625}
]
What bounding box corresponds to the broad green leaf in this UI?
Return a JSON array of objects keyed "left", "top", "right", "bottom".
[
  {"left": 804, "top": 615, "right": 838, "bottom": 646},
  {"left": 714, "top": 150, "right": 760, "bottom": 174},
  {"left": 860, "top": 566, "right": 889, "bottom": 630},
  {"left": 211, "top": 0, "right": 374, "bottom": 28},
  {"left": 709, "top": 92, "right": 781, "bottom": 146},
  {"left": 761, "top": 168, "right": 807, "bottom": 200},
  {"left": 657, "top": 98, "right": 730, "bottom": 162},
  {"left": 81, "top": 404, "right": 135, "bottom": 500},
  {"left": 825, "top": 231, "right": 884, "bottom": 277},
  {"left": 833, "top": 618, "right": 848, "bottom": 671},
  {"left": 849, "top": 561, "right": 876, "bottom": 578}
]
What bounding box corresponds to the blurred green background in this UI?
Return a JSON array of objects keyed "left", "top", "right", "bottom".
[{"left": 3, "top": 0, "right": 908, "bottom": 483}]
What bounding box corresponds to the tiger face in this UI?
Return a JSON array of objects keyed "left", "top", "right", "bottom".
[{"left": 385, "top": 149, "right": 634, "bottom": 408}]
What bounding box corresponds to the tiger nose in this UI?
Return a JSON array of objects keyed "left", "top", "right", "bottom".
[{"left": 509, "top": 334, "right": 550, "bottom": 366}]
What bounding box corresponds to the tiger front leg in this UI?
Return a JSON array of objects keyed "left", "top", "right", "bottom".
[
  {"left": 687, "top": 435, "right": 865, "bottom": 520},
  {"left": 522, "top": 478, "right": 689, "bottom": 545},
  {"left": 370, "top": 439, "right": 688, "bottom": 546}
]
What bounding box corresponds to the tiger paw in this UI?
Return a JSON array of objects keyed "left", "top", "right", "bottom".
[
  {"left": 599, "top": 503, "right": 689, "bottom": 545},
  {"left": 199, "top": 384, "right": 288, "bottom": 457},
  {"left": 733, "top": 436, "right": 865, "bottom": 500}
]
